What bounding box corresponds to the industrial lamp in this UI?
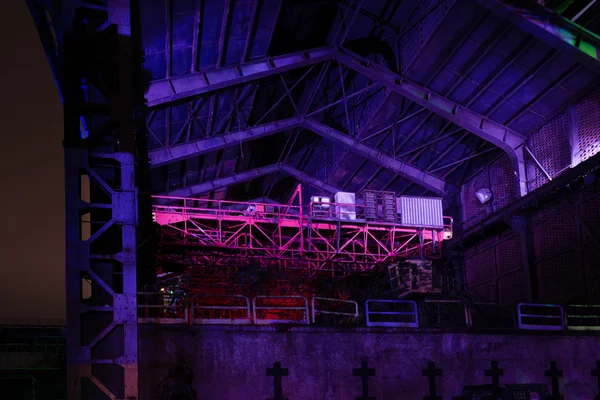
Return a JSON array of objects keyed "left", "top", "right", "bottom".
[{"left": 475, "top": 188, "right": 492, "bottom": 204}]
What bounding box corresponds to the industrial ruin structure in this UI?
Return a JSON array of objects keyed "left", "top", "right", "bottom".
[{"left": 26, "top": 0, "right": 600, "bottom": 398}]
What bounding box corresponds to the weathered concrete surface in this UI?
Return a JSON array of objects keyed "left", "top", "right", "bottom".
[{"left": 139, "top": 325, "right": 600, "bottom": 399}]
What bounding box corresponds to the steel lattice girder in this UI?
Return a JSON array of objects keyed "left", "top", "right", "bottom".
[
  {"left": 302, "top": 119, "right": 454, "bottom": 198},
  {"left": 335, "top": 49, "right": 529, "bottom": 196},
  {"left": 158, "top": 163, "right": 342, "bottom": 197},
  {"left": 145, "top": 47, "right": 337, "bottom": 107},
  {"left": 475, "top": 0, "right": 600, "bottom": 74},
  {"left": 149, "top": 117, "right": 303, "bottom": 167},
  {"left": 153, "top": 197, "right": 446, "bottom": 272},
  {"left": 150, "top": 117, "right": 452, "bottom": 198},
  {"left": 146, "top": 47, "right": 530, "bottom": 195}
]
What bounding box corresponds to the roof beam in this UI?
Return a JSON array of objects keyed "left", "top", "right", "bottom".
[
  {"left": 302, "top": 119, "right": 454, "bottom": 198},
  {"left": 149, "top": 117, "right": 303, "bottom": 167},
  {"left": 157, "top": 163, "right": 341, "bottom": 198},
  {"left": 145, "top": 47, "right": 337, "bottom": 107},
  {"left": 475, "top": 0, "right": 600, "bottom": 73},
  {"left": 280, "top": 164, "right": 342, "bottom": 194},
  {"left": 336, "top": 48, "right": 529, "bottom": 196},
  {"left": 159, "top": 164, "right": 279, "bottom": 197}
]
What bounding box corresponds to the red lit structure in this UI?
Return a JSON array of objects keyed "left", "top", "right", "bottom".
[{"left": 153, "top": 185, "right": 453, "bottom": 277}]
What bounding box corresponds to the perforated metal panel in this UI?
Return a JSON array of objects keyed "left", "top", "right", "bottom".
[
  {"left": 462, "top": 168, "right": 490, "bottom": 228},
  {"left": 495, "top": 235, "right": 522, "bottom": 275},
  {"left": 462, "top": 155, "right": 519, "bottom": 228},
  {"left": 489, "top": 155, "right": 518, "bottom": 209},
  {"left": 527, "top": 111, "right": 570, "bottom": 191},
  {"left": 498, "top": 270, "right": 526, "bottom": 305},
  {"left": 533, "top": 210, "right": 577, "bottom": 261},
  {"left": 536, "top": 251, "right": 580, "bottom": 304},
  {"left": 575, "top": 88, "right": 600, "bottom": 163},
  {"left": 465, "top": 229, "right": 525, "bottom": 305}
]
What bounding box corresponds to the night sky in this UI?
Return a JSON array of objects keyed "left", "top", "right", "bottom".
[{"left": 0, "top": 2, "right": 65, "bottom": 320}]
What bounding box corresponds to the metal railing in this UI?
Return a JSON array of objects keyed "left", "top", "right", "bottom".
[
  {"left": 423, "top": 299, "right": 473, "bottom": 328},
  {"left": 137, "top": 292, "right": 188, "bottom": 324},
  {"left": 192, "top": 294, "right": 251, "bottom": 325},
  {"left": 365, "top": 300, "right": 419, "bottom": 328},
  {"left": 134, "top": 293, "right": 600, "bottom": 333},
  {"left": 517, "top": 303, "right": 564, "bottom": 331},
  {"left": 565, "top": 304, "right": 600, "bottom": 331},
  {"left": 311, "top": 297, "right": 359, "bottom": 324},
  {"left": 252, "top": 296, "right": 310, "bottom": 325}
]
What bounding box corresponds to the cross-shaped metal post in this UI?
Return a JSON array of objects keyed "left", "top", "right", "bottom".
[
  {"left": 592, "top": 361, "right": 600, "bottom": 397},
  {"left": 353, "top": 360, "right": 376, "bottom": 400},
  {"left": 422, "top": 361, "right": 443, "bottom": 400},
  {"left": 484, "top": 361, "right": 504, "bottom": 390},
  {"left": 267, "top": 361, "right": 289, "bottom": 400},
  {"left": 545, "top": 361, "right": 564, "bottom": 400}
]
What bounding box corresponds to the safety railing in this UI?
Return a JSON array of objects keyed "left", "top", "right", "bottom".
[
  {"left": 365, "top": 300, "right": 419, "bottom": 328},
  {"left": 152, "top": 196, "right": 302, "bottom": 224},
  {"left": 517, "top": 303, "right": 564, "bottom": 331},
  {"left": 135, "top": 293, "right": 600, "bottom": 333},
  {"left": 565, "top": 304, "right": 600, "bottom": 331},
  {"left": 137, "top": 292, "right": 188, "bottom": 324},
  {"left": 252, "top": 296, "right": 310, "bottom": 325},
  {"left": 192, "top": 294, "right": 251, "bottom": 325},
  {"left": 311, "top": 297, "right": 359, "bottom": 324},
  {"left": 422, "top": 299, "right": 472, "bottom": 328}
]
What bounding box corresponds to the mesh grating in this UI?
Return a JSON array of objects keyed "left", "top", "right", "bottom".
[
  {"left": 579, "top": 193, "right": 600, "bottom": 244},
  {"left": 462, "top": 168, "right": 490, "bottom": 228},
  {"left": 464, "top": 229, "right": 524, "bottom": 305},
  {"left": 537, "top": 251, "right": 580, "bottom": 304},
  {"left": 462, "top": 156, "right": 518, "bottom": 228},
  {"left": 489, "top": 155, "right": 518, "bottom": 209},
  {"left": 584, "top": 242, "right": 600, "bottom": 303},
  {"left": 465, "top": 248, "right": 495, "bottom": 287},
  {"left": 497, "top": 270, "right": 526, "bottom": 305},
  {"left": 575, "top": 88, "right": 600, "bottom": 163},
  {"left": 527, "top": 110, "right": 570, "bottom": 191},
  {"left": 495, "top": 235, "right": 522, "bottom": 275},
  {"left": 532, "top": 210, "right": 577, "bottom": 262}
]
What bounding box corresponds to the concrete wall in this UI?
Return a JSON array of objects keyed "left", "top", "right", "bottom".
[{"left": 139, "top": 325, "right": 600, "bottom": 399}]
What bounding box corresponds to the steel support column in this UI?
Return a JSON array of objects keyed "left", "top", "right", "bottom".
[{"left": 59, "top": 0, "right": 142, "bottom": 398}]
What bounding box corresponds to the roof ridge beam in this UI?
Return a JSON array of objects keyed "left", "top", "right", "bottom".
[
  {"left": 302, "top": 119, "right": 455, "bottom": 199},
  {"left": 157, "top": 163, "right": 342, "bottom": 198},
  {"left": 158, "top": 164, "right": 279, "bottom": 198},
  {"left": 149, "top": 117, "right": 303, "bottom": 167},
  {"left": 280, "top": 164, "right": 343, "bottom": 194},
  {"left": 475, "top": 0, "right": 600, "bottom": 73},
  {"left": 145, "top": 46, "right": 337, "bottom": 107},
  {"left": 336, "top": 48, "right": 529, "bottom": 196}
]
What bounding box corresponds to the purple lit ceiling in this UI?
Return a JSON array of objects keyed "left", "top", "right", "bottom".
[{"left": 142, "top": 0, "right": 600, "bottom": 205}]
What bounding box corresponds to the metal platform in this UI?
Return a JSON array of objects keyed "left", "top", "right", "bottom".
[{"left": 153, "top": 185, "right": 453, "bottom": 274}]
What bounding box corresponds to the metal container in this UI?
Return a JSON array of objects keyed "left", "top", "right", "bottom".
[{"left": 398, "top": 196, "right": 443, "bottom": 228}]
